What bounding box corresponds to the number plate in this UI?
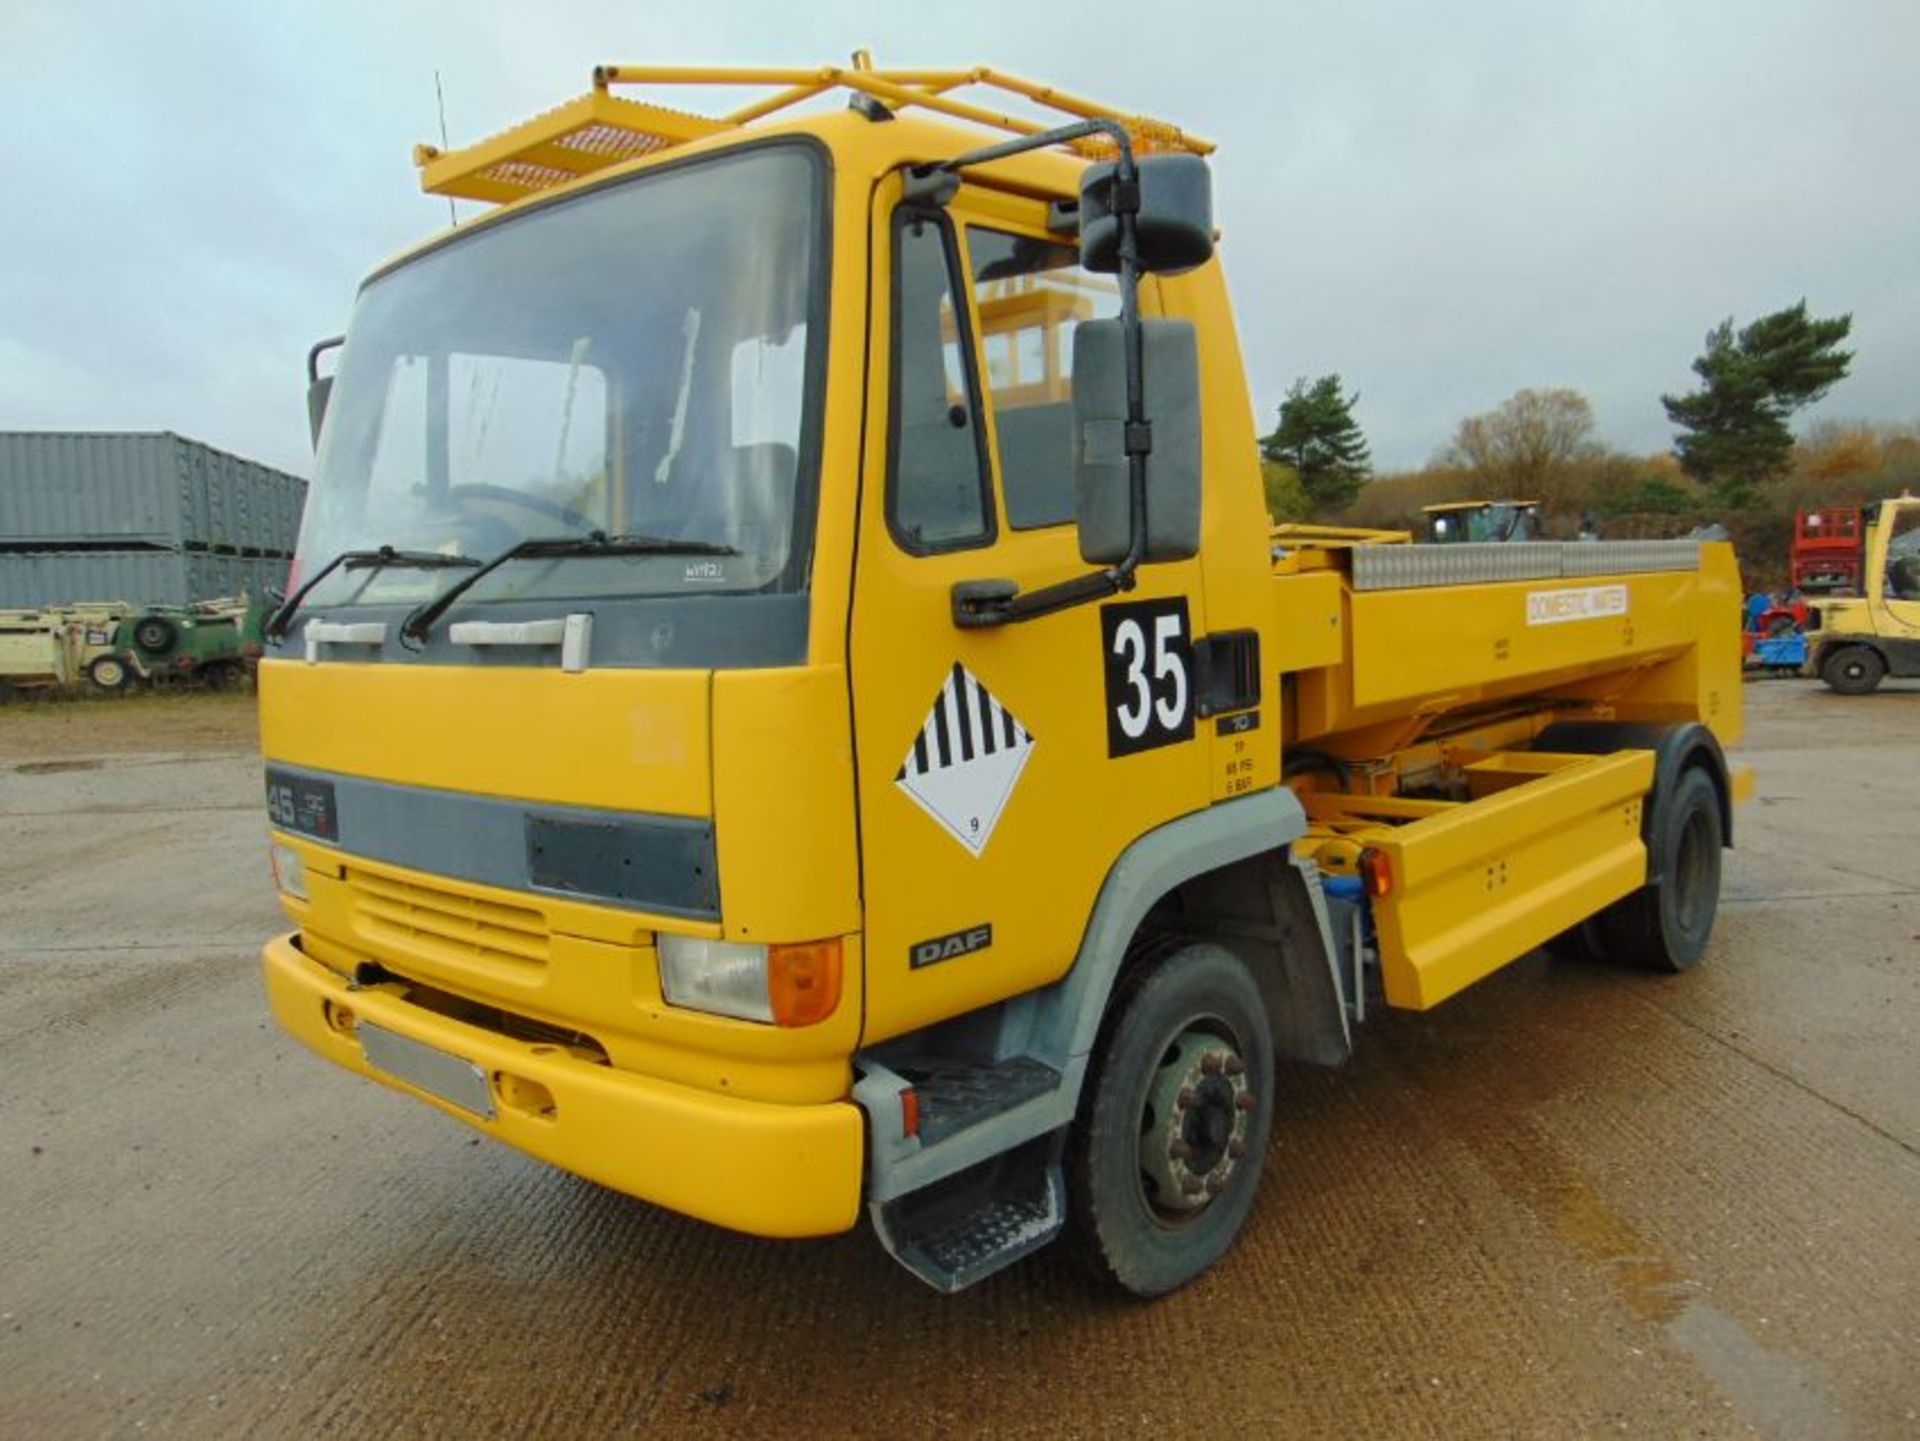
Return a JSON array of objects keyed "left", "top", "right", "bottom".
[
  {"left": 358, "top": 1022, "right": 496, "bottom": 1120},
  {"left": 264, "top": 768, "right": 338, "bottom": 842}
]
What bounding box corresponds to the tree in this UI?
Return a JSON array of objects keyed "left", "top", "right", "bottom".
[
  {"left": 1259, "top": 458, "right": 1312, "bottom": 523},
  {"left": 1447, "top": 387, "right": 1601, "bottom": 513},
  {"left": 1262, "top": 375, "right": 1371, "bottom": 513},
  {"left": 1661, "top": 301, "right": 1852, "bottom": 509}
]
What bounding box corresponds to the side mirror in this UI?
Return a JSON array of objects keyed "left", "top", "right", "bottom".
[
  {"left": 1073, "top": 318, "right": 1201, "bottom": 565},
  {"left": 1079, "top": 154, "right": 1213, "bottom": 275},
  {"left": 305, "top": 335, "right": 345, "bottom": 452},
  {"left": 306, "top": 374, "right": 333, "bottom": 451}
]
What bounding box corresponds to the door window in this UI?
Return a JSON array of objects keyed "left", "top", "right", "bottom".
[
  {"left": 965, "top": 227, "right": 1122, "bottom": 529},
  {"left": 889, "top": 212, "right": 993, "bottom": 551},
  {"left": 1886, "top": 506, "right": 1920, "bottom": 601}
]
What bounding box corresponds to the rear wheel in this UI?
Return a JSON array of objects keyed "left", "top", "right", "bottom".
[
  {"left": 1821, "top": 645, "right": 1884, "bottom": 695},
  {"left": 1594, "top": 767, "right": 1722, "bottom": 972},
  {"left": 1067, "top": 942, "right": 1275, "bottom": 1297}
]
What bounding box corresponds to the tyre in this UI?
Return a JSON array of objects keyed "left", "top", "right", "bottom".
[
  {"left": 1594, "top": 767, "right": 1722, "bottom": 973},
  {"left": 1820, "top": 645, "right": 1884, "bottom": 695},
  {"left": 132, "top": 616, "right": 178, "bottom": 655},
  {"left": 1544, "top": 918, "right": 1604, "bottom": 963},
  {"left": 199, "top": 660, "right": 241, "bottom": 691},
  {"left": 87, "top": 654, "right": 133, "bottom": 692},
  {"left": 1067, "top": 942, "right": 1275, "bottom": 1297}
]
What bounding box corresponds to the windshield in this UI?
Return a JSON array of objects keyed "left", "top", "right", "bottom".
[{"left": 300, "top": 145, "right": 826, "bottom": 612}]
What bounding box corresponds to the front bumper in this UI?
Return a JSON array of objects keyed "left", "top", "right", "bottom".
[{"left": 262, "top": 932, "right": 864, "bottom": 1238}]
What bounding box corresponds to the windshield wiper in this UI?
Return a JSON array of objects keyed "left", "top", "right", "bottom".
[
  {"left": 399, "top": 531, "right": 740, "bottom": 645},
  {"left": 264, "top": 546, "right": 482, "bottom": 642}
]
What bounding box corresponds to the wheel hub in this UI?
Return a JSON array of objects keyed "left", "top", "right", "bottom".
[{"left": 1140, "top": 1027, "right": 1254, "bottom": 1215}]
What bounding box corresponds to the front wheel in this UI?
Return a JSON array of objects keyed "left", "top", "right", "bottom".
[
  {"left": 1067, "top": 942, "right": 1275, "bottom": 1297},
  {"left": 87, "top": 654, "right": 133, "bottom": 692},
  {"left": 1821, "top": 645, "right": 1884, "bottom": 695}
]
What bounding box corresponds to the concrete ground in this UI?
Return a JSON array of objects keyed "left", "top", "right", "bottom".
[{"left": 1, "top": 682, "right": 1915, "bottom": 1438}]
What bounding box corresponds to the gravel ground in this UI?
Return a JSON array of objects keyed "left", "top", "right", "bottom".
[{"left": 0, "top": 679, "right": 1915, "bottom": 1437}]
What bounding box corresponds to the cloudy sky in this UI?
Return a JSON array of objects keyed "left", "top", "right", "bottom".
[{"left": 2, "top": 0, "right": 1914, "bottom": 478}]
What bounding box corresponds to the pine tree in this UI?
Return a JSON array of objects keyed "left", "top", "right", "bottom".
[
  {"left": 1662, "top": 302, "right": 1852, "bottom": 509},
  {"left": 1261, "top": 375, "right": 1372, "bottom": 513}
]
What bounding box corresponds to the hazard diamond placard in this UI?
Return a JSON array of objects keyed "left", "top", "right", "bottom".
[{"left": 895, "top": 662, "right": 1035, "bottom": 857}]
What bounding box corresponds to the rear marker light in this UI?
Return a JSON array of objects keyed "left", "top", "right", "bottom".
[
  {"left": 901, "top": 1087, "right": 921, "bottom": 1139},
  {"left": 1359, "top": 847, "right": 1393, "bottom": 898}
]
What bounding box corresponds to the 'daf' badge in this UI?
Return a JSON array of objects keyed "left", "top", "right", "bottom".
[{"left": 895, "top": 662, "right": 1035, "bottom": 857}]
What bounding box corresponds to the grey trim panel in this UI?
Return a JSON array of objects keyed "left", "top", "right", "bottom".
[
  {"left": 1040, "top": 786, "right": 1318, "bottom": 1060},
  {"left": 1350, "top": 539, "right": 1701, "bottom": 592},
  {"left": 266, "top": 763, "right": 719, "bottom": 920},
  {"left": 858, "top": 787, "right": 1324, "bottom": 1204}
]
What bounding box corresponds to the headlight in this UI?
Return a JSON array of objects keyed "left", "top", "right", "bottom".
[
  {"left": 658, "top": 935, "right": 773, "bottom": 1022},
  {"left": 657, "top": 934, "right": 843, "bottom": 1026},
  {"left": 268, "top": 841, "right": 309, "bottom": 900}
]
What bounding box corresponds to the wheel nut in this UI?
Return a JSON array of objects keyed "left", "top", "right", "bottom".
[
  {"left": 1177, "top": 1087, "right": 1195, "bottom": 1109},
  {"left": 1223, "top": 1055, "right": 1246, "bottom": 1077},
  {"left": 1235, "top": 1093, "right": 1257, "bottom": 1113},
  {"left": 1181, "top": 1176, "right": 1204, "bottom": 1196},
  {"left": 1205, "top": 1174, "right": 1227, "bottom": 1195},
  {"left": 1201, "top": 1052, "right": 1224, "bottom": 1075},
  {"left": 1228, "top": 1139, "right": 1247, "bottom": 1159},
  {"left": 1170, "top": 1139, "right": 1194, "bottom": 1161}
]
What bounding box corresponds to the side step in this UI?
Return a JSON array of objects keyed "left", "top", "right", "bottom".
[
  {"left": 872, "top": 1136, "right": 1065, "bottom": 1293},
  {"left": 910, "top": 1056, "right": 1060, "bottom": 1144},
  {"left": 854, "top": 1049, "right": 1079, "bottom": 1291}
]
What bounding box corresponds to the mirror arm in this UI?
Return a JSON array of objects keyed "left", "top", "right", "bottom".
[
  {"left": 952, "top": 565, "right": 1137, "bottom": 629},
  {"left": 909, "top": 117, "right": 1133, "bottom": 187},
  {"left": 307, "top": 335, "right": 344, "bottom": 385}
]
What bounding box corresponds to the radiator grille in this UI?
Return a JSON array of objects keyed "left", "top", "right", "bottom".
[{"left": 349, "top": 868, "right": 551, "bottom": 970}]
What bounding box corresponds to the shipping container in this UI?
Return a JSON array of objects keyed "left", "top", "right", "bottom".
[
  {"left": 0, "top": 549, "right": 292, "bottom": 609},
  {"left": 0, "top": 432, "right": 307, "bottom": 553}
]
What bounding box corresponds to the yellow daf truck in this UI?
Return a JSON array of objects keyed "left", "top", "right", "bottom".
[{"left": 260, "top": 61, "right": 1744, "bottom": 1296}]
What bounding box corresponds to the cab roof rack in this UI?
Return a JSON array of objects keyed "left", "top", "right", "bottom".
[{"left": 414, "top": 56, "right": 1216, "bottom": 207}]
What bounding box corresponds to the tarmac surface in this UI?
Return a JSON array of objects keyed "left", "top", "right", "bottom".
[{"left": 1, "top": 682, "right": 1916, "bottom": 1437}]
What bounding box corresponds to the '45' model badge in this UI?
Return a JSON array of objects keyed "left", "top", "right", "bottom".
[{"left": 895, "top": 662, "right": 1035, "bottom": 857}]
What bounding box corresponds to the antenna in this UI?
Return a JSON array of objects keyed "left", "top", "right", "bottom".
[{"left": 434, "top": 70, "right": 457, "bottom": 227}]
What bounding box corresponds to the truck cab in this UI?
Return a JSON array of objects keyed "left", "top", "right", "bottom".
[{"left": 261, "top": 63, "right": 1742, "bottom": 1297}]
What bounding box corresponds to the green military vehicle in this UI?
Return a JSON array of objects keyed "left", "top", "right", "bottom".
[{"left": 86, "top": 596, "right": 266, "bottom": 691}]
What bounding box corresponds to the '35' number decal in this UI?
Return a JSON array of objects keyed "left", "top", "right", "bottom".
[{"left": 1101, "top": 598, "right": 1194, "bottom": 757}]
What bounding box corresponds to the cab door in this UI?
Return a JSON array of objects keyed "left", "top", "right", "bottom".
[
  {"left": 1873, "top": 502, "right": 1920, "bottom": 671},
  {"left": 849, "top": 177, "right": 1214, "bottom": 1046}
]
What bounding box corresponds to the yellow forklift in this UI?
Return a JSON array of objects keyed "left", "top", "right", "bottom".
[
  {"left": 1421, "top": 499, "right": 1543, "bottom": 543},
  {"left": 1807, "top": 494, "right": 1920, "bottom": 693}
]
